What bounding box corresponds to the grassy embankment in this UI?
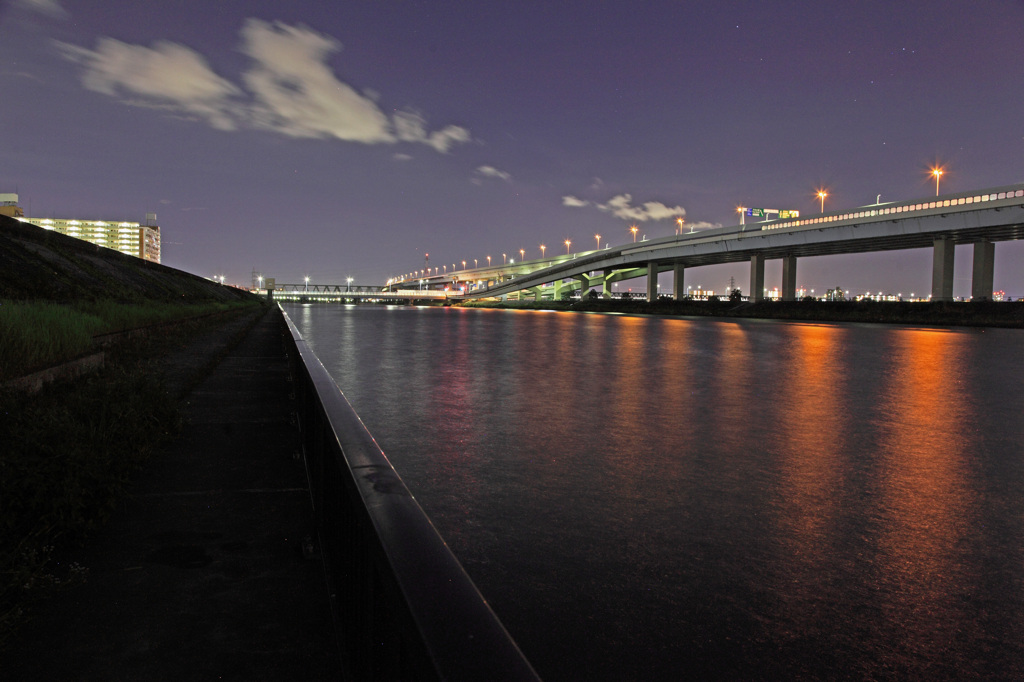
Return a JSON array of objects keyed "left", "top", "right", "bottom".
[
  {"left": 0, "top": 298, "right": 264, "bottom": 646},
  {"left": 0, "top": 299, "right": 254, "bottom": 382},
  {"left": 0, "top": 212, "right": 269, "bottom": 645}
]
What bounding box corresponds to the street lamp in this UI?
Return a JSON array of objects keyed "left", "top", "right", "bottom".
[
  {"left": 487, "top": 255, "right": 492, "bottom": 266},
  {"left": 817, "top": 190, "right": 828, "bottom": 213},
  {"left": 304, "top": 275, "right": 309, "bottom": 292},
  {"left": 676, "top": 217, "right": 684, "bottom": 235},
  {"left": 474, "top": 258, "right": 478, "bottom": 268},
  {"left": 462, "top": 260, "right": 466, "bottom": 270},
  {"left": 595, "top": 234, "right": 601, "bottom": 250},
  {"left": 931, "top": 166, "right": 944, "bottom": 196},
  {"left": 503, "top": 253, "right": 507, "bottom": 264},
  {"left": 565, "top": 239, "right": 571, "bottom": 254},
  {"left": 540, "top": 244, "right": 546, "bottom": 258},
  {"left": 346, "top": 276, "right": 353, "bottom": 292},
  {"left": 519, "top": 248, "right": 525, "bottom": 262},
  {"left": 630, "top": 225, "right": 638, "bottom": 242}
]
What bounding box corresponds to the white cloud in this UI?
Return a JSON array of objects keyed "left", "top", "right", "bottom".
[
  {"left": 393, "top": 153, "right": 413, "bottom": 161},
  {"left": 57, "top": 38, "right": 243, "bottom": 130},
  {"left": 475, "top": 165, "right": 512, "bottom": 182},
  {"left": 58, "top": 18, "right": 471, "bottom": 153},
  {"left": 239, "top": 19, "right": 392, "bottom": 143},
  {"left": 15, "top": 0, "right": 68, "bottom": 19},
  {"left": 596, "top": 193, "right": 686, "bottom": 222},
  {"left": 562, "top": 195, "right": 589, "bottom": 207},
  {"left": 393, "top": 109, "right": 470, "bottom": 153}
]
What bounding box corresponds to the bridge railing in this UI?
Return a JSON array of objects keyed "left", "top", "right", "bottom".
[
  {"left": 281, "top": 308, "right": 539, "bottom": 682},
  {"left": 762, "top": 184, "right": 1024, "bottom": 232}
]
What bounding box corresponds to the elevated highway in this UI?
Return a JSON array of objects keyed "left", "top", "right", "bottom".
[{"left": 395, "top": 183, "right": 1024, "bottom": 303}]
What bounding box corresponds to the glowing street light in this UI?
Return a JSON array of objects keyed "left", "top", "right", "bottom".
[
  {"left": 817, "top": 190, "right": 828, "bottom": 213},
  {"left": 519, "top": 248, "right": 525, "bottom": 262},
  {"left": 346, "top": 276, "right": 353, "bottom": 291},
  {"left": 595, "top": 234, "right": 601, "bottom": 250},
  {"left": 565, "top": 239, "right": 572, "bottom": 254},
  {"left": 474, "top": 258, "right": 478, "bottom": 268},
  {"left": 540, "top": 244, "right": 546, "bottom": 258},
  {"left": 931, "top": 166, "right": 944, "bottom": 196},
  {"left": 502, "top": 253, "right": 507, "bottom": 264},
  {"left": 676, "top": 217, "right": 684, "bottom": 235},
  {"left": 487, "top": 255, "right": 492, "bottom": 266},
  {"left": 462, "top": 260, "right": 466, "bottom": 270},
  {"left": 304, "top": 275, "right": 309, "bottom": 292},
  {"left": 630, "top": 225, "right": 638, "bottom": 242}
]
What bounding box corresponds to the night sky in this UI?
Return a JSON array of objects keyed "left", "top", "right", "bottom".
[{"left": 2, "top": 1, "right": 1023, "bottom": 297}]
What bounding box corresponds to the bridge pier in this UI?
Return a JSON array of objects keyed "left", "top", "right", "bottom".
[
  {"left": 576, "top": 275, "right": 589, "bottom": 297},
  {"left": 781, "top": 255, "right": 797, "bottom": 301},
  {"left": 972, "top": 240, "right": 995, "bottom": 301},
  {"left": 602, "top": 270, "right": 613, "bottom": 297},
  {"left": 673, "top": 263, "right": 685, "bottom": 300},
  {"left": 750, "top": 254, "right": 765, "bottom": 302},
  {"left": 931, "top": 237, "right": 955, "bottom": 302},
  {"left": 647, "top": 261, "right": 659, "bottom": 301}
]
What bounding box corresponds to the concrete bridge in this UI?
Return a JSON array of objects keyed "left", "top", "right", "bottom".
[{"left": 393, "top": 183, "right": 1024, "bottom": 303}]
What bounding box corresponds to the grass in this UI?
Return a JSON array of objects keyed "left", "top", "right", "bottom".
[
  {"left": 0, "top": 299, "right": 260, "bottom": 381},
  {"left": 0, "top": 354, "right": 180, "bottom": 644},
  {"left": 0, "top": 303, "right": 265, "bottom": 648}
]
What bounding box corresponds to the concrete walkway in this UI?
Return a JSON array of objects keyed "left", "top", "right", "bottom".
[{"left": 6, "top": 308, "right": 342, "bottom": 680}]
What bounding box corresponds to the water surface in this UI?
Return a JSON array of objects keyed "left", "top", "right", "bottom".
[{"left": 285, "top": 303, "right": 1024, "bottom": 680}]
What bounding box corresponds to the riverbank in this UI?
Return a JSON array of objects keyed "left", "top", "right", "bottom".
[
  {"left": 459, "top": 297, "right": 1024, "bottom": 328},
  {"left": 2, "top": 307, "right": 341, "bottom": 678},
  {"left": 0, "top": 307, "right": 266, "bottom": 647}
]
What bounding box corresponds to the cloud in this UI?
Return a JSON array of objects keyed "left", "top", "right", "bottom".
[
  {"left": 239, "top": 19, "right": 392, "bottom": 143},
  {"left": 596, "top": 193, "right": 686, "bottom": 222},
  {"left": 57, "top": 38, "right": 242, "bottom": 130},
  {"left": 563, "top": 192, "right": 689, "bottom": 222},
  {"left": 475, "top": 165, "right": 512, "bottom": 182},
  {"left": 393, "top": 153, "right": 413, "bottom": 161},
  {"left": 14, "top": 0, "right": 68, "bottom": 19},
  {"left": 58, "top": 19, "right": 471, "bottom": 153},
  {"left": 393, "top": 109, "right": 470, "bottom": 153}
]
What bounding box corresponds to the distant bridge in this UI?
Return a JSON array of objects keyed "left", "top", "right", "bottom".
[
  {"left": 267, "top": 283, "right": 447, "bottom": 302},
  {"left": 390, "top": 183, "right": 1024, "bottom": 302}
]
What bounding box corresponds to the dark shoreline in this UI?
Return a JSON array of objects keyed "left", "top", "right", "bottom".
[{"left": 458, "top": 298, "right": 1024, "bottom": 328}]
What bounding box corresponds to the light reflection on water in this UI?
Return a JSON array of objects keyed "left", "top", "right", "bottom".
[{"left": 287, "top": 304, "right": 1024, "bottom": 680}]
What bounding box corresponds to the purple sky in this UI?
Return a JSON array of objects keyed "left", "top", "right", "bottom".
[{"left": 2, "top": 0, "right": 1023, "bottom": 297}]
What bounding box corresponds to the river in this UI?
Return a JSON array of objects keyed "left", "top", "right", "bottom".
[{"left": 283, "top": 302, "right": 1024, "bottom": 680}]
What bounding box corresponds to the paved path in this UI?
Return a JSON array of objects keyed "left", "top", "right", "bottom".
[{"left": 6, "top": 308, "right": 341, "bottom": 680}]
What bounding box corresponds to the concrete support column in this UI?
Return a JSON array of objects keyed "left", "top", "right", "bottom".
[
  {"left": 602, "top": 270, "right": 613, "bottom": 297},
  {"left": 931, "top": 238, "right": 955, "bottom": 302},
  {"left": 530, "top": 286, "right": 544, "bottom": 301},
  {"left": 673, "top": 263, "right": 686, "bottom": 300},
  {"left": 647, "top": 261, "right": 659, "bottom": 301},
  {"left": 781, "top": 255, "right": 797, "bottom": 301},
  {"left": 749, "top": 254, "right": 765, "bottom": 302},
  {"left": 576, "top": 275, "right": 590, "bottom": 298},
  {"left": 971, "top": 240, "right": 995, "bottom": 302},
  {"left": 553, "top": 280, "right": 567, "bottom": 300}
]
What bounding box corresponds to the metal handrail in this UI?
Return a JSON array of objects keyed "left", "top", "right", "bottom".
[{"left": 282, "top": 308, "right": 540, "bottom": 681}]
